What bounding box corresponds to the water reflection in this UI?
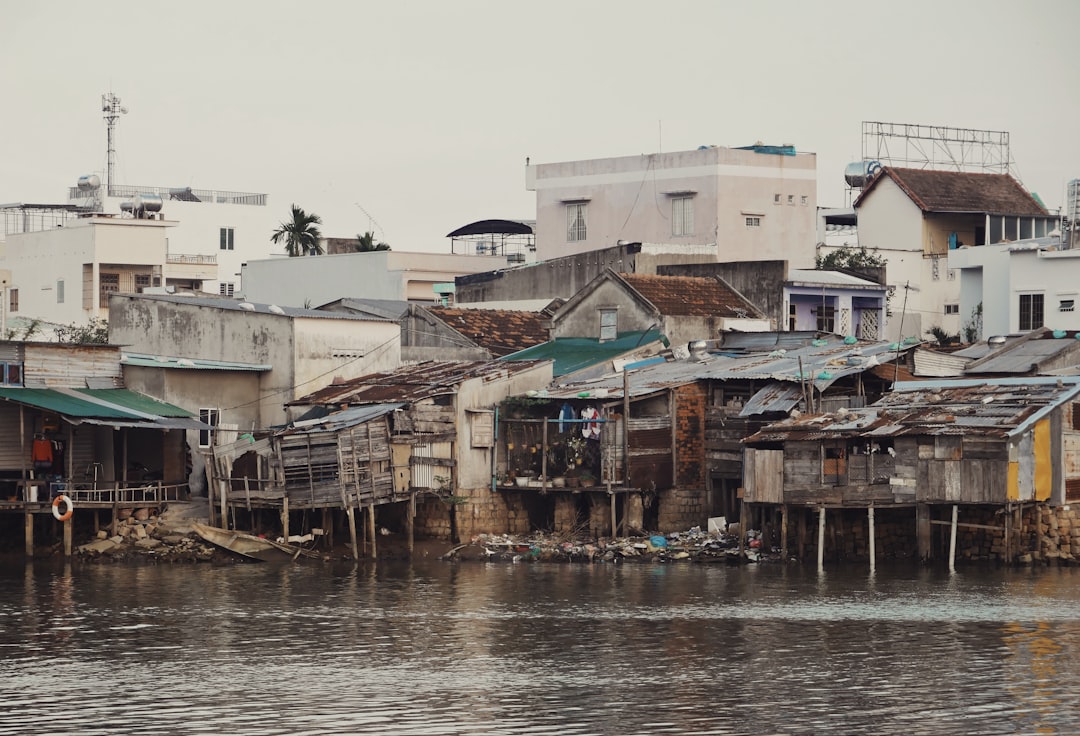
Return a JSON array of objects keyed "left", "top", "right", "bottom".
[{"left": 2, "top": 560, "right": 1080, "bottom": 735}]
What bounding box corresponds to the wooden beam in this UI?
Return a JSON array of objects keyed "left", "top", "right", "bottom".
[
  {"left": 930, "top": 519, "right": 1004, "bottom": 532},
  {"left": 24, "top": 511, "right": 33, "bottom": 557},
  {"left": 817, "top": 506, "right": 825, "bottom": 571},
  {"left": 948, "top": 504, "right": 958, "bottom": 573},
  {"left": 868, "top": 505, "right": 876, "bottom": 574}
]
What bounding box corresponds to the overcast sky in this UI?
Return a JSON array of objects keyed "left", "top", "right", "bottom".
[{"left": 3, "top": 0, "right": 1077, "bottom": 252}]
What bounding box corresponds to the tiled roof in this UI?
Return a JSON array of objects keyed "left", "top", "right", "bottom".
[
  {"left": 619, "top": 274, "right": 763, "bottom": 318},
  {"left": 855, "top": 167, "right": 1047, "bottom": 215},
  {"left": 429, "top": 307, "right": 549, "bottom": 357}
]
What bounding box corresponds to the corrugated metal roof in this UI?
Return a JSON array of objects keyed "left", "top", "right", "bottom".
[
  {"left": 121, "top": 352, "right": 273, "bottom": 372},
  {"left": 287, "top": 403, "right": 404, "bottom": 433},
  {"left": 964, "top": 331, "right": 1080, "bottom": 375},
  {"left": 502, "top": 331, "right": 664, "bottom": 376},
  {"left": 0, "top": 387, "right": 206, "bottom": 430},
  {"left": 787, "top": 270, "right": 883, "bottom": 289},
  {"left": 739, "top": 382, "right": 803, "bottom": 416},
  {"left": 290, "top": 360, "right": 549, "bottom": 406},
  {"left": 746, "top": 377, "right": 1080, "bottom": 443}
]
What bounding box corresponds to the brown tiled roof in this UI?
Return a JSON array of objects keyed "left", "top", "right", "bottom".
[
  {"left": 855, "top": 167, "right": 1047, "bottom": 215},
  {"left": 429, "top": 307, "right": 549, "bottom": 357},
  {"left": 619, "top": 274, "right": 763, "bottom": 318}
]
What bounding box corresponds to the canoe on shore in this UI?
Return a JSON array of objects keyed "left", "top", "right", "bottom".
[{"left": 192, "top": 523, "right": 320, "bottom": 561}]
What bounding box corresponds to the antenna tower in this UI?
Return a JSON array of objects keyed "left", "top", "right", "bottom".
[{"left": 102, "top": 93, "right": 128, "bottom": 196}]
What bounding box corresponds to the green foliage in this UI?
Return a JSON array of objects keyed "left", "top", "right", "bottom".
[
  {"left": 962, "top": 302, "right": 983, "bottom": 344},
  {"left": 4, "top": 318, "right": 44, "bottom": 341},
  {"left": 272, "top": 204, "right": 324, "bottom": 257},
  {"left": 54, "top": 318, "right": 109, "bottom": 344},
  {"left": 815, "top": 244, "right": 887, "bottom": 270},
  {"left": 355, "top": 231, "right": 390, "bottom": 252},
  {"left": 927, "top": 325, "right": 959, "bottom": 347}
]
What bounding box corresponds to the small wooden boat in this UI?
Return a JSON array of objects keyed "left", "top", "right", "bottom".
[{"left": 192, "top": 523, "right": 320, "bottom": 561}]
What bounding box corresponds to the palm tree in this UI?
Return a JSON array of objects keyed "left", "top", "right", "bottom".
[
  {"left": 272, "top": 204, "right": 324, "bottom": 257},
  {"left": 355, "top": 230, "right": 390, "bottom": 252}
]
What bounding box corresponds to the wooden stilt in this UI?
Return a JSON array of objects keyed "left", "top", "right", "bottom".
[
  {"left": 346, "top": 496, "right": 359, "bottom": 561},
  {"left": 916, "top": 503, "right": 931, "bottom": 563},
  {"left": 610, "top": 493, "right": 616, "bottom": 538},
  {"left": 1004, "top": 505, "right": 1011, "bottom": 564},
  {"left": 817, "top": 506, "right": 826, "bottom": 571},
  {"left": 368, "top": 503, "right": 377, "bottom": 559},
  {"left": 739, "top": 502, "right": 749, "bottom": 556},
  {"left": 948, "top": 504, "right": 958, "bottom": 572},
  {"left": 25, "top": 512, "right": 33, "bottom": 557},
  {"left": 868, "top": 505, "right": 876, "bottom": 573},
  {"left": 281, "top": 496, "right": 290, "bottom": 544},
  {"left": 407, "top": 493, "right": 415, "bottom": 554},
  {"left": 780, "top": 504, "right": 789, "bottom": 559},
  {"left": 219, "top": 478, "right": 228, "bottom": 530},
  {"left": 1036, "top": 504, "right": 1043, "bottom": 559},
  {"left": 63, "top": 517, "right": 72, "bottom": 557},
  {"left": 797, "top": 509, "right": 807, "bottom": 560}
]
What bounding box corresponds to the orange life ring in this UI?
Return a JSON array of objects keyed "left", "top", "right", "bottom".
[{"left": 52, "top": 494, "right": 74, "bottom": 522}]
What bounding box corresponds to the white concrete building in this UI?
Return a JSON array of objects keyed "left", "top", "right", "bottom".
[
  {"left": 240, "top": 250, "right": 510, "bottom": 307},
  {"left": 851, "top": 167, "right": 1056, "bottom": 342},
  {"left": 949, "top": 235, "right": 1080, "bottom": 339},
  {"left": 526, "top": 144, "right": 818, "bottom": 265}
]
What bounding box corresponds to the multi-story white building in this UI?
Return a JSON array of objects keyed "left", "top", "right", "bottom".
[{"left": 526, "top": 143, "right": 818, "bottom": 264}]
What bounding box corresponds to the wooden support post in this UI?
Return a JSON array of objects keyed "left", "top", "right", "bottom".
[
  {"left": 368, "top": 503, "right": 377, "bottom": 559},
  {"left": 1004, "top": 505, "right": 1011, "bottom": 564},
  {"left": 916, "top": 503, "right": 932, "bottom": 563},
  {"left": 817, "top": 506, "right": 826, "bottom": 571},
  {"left": 63, "top": 517, "right": 73, "bottom": 557},
  {"left": 610, "top": 492, "right": 617, "bottom": 539},
  {"left": 110, "top": 498, "right": 119, "bottom": 537},
  {"left": 868, "top": 505, "right": 876, "bottom": 574},
  {"left": 346, "top": 496, "right": 359, "bottom": 561},
  {"left": 407, "top": 493, "right": 415, "bottom": 554},
  {"left": 948, "top": 504, "right": 958, "bottom": 573},
  {"left": 219, "top": 479, "right": 228, "bottom": 530},
  {"left": 797, "top": 509, "right": 806, "bottom": 560},
  {"left": 780, "top": 504, "right": 789, "bottom": 559},
  {"left": 739, "top": 502, "right": 749, "bottom": 556},
  {"left": 1035, "top": 504, "right": 1043, "bottom": 559},
  {"left": 281, "top": 496, "right": 290, "bottom": 544},
  {"left": 24, "top": 512, "right": 33, "bottom": 557}
]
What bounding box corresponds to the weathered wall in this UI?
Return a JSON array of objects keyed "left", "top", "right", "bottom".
[
  {"left": 659, "top": 261, "right": 787, "bottom": 330},
  {"left": 551, "top": 276, "right": 657, "bottom": 340}
]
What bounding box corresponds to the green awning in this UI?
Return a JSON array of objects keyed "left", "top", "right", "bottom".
[{"left": 0, "top": 387, "right": 208, "bottom": 430}]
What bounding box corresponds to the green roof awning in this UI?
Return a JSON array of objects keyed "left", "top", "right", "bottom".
[
  {"left": 500, "top": 330, "right": 666, "bottom": 376},
  {"left": 0, "top": 387, "right": 207, "bottom": 430}
]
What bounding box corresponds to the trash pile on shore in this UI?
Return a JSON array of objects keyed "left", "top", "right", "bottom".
[
  {"left": 444, "top": 526, "right": 779, "bottom": 564},
  {"left": 75, "top": 510, "right": 230, "bottom": 563}
]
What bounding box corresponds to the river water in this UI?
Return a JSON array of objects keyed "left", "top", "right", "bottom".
[{"left": 2, "top": 557, "right": 1079, "bottom": 736}]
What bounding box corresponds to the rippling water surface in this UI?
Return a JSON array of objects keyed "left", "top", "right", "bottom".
[{"left": 2, "top": 558, "right": 1079, "bottom": 735}]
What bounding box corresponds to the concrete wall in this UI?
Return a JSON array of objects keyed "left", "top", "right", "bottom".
[
  {"left": 527, "top": 146, "right": 817, "bottom": 265},
  {"left": 2, "top": 218, "right": 168, "bottom": 326},
  {"left": 240, "top": 251, "right": 508, "bottom": 308},
  {"left": 550, "top": 277, "right": 656, "bottom": 340},
  {"left": 951, "top": 244, "right": 1080, "bottom": 337}
]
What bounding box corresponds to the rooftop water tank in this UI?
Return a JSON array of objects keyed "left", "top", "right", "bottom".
[
  {"left": 844, "top": 161, "right": 881, "bottom": 188},
  {"left": 77, "top": 174, "right": 101, "bottom": 189}
]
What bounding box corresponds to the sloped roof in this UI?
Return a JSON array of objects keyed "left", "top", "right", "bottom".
[
  {"left": 746, "top": 377, "right": 1080, "bottom": 443},
  {"left": 502, "top": 330, "right": 666, "bottom": 377},
  {"left": 854, "top": 167, "right": 1048, "bottom": 215},
  {"left": 288, "top": 360, "right": 548, "bottom": 406},
  {"left": 428, "top": 306, "right": 549, "bottom": 357},
  {"left": 0, "top": 387, "right": 206, "bottom": 430},
  {"left": 964, "top": 329, "right": 1080, "bottom": 375},
  {"left": 619, "top": 273, "right": 765, "bottom": 318}
]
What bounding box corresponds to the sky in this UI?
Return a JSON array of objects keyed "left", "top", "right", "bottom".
[{"left": 2, "top": 0, "right": 1078, "bottom": 252}]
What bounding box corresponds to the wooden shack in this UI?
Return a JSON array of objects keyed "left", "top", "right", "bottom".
[{"left": 743, "top": 377, "right": 1080, "bottom": 565}]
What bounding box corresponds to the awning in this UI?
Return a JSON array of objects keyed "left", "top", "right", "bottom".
[{"left": 0, "top": 387, "right": 209, "bottom": 431}]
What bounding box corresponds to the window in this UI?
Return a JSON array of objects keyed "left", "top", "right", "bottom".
[
  {"left": 56, "top": 280, "right": 64, "bottom": 304},
  {"left": 220, "top": 227, "right": 235, "bottom": 250},
  {"left": 815, "top": 305, "right": 835, "bottom": 333},
  {"left": 1019, "top": 294, "right": 1044, "bottom": 331},
  {"left": 787, "top": 195, "right": 795, "bottom": 206},
  {"left": 135, "top": 274, "right": 151, "bottom": 290},
  {"left": 1060, "top": 299, "right": 1075, "bottom": 313},
  {"left": 219, "top": 282, "right": 235, "bottom": 297},
  {"left": 599, "top": 308, "right": 618, "bottom": 341},
  {"left": 671, "top": 196, "right": 694, "bottom": 236},
  {"left": 944, "top": 304, "right": 960, "bottom": 315},
  {"left": 566, "top": 203, "right": 587, "bottom": 242},
  {"left": 0, "top": 362, "right": 23, "bottom": 386},
  {"left": 774, "top": 193, "right": 781, "bottom": 205},
  {"left": 99, "top": 273, "right": 119, "bottom": 307},
  {"left": 745, "top": 216, "right": 761, "bottom": 228},
  {"left": 9, "top": 288, "right": 17, "bottom": 313},
  {"left": 801, "top": 195, "right": 808, "bottom": 206},
  {"left": 199, "top": 408, "right": 220, "bottom": 448},
  {"left": 788, "top": 303, "right": 797, "bottom": 331}
]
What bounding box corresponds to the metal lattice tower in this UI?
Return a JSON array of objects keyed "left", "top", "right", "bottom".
[{"left": 861, "top": 121, "right": 1012, "bottom": 176}]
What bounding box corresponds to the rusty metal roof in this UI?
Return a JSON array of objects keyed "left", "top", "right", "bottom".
[
  {"left": 745, "top": 376, "right": 1080, "bottom": 443},
  {"left": 289, "top": 360, "right": 549, "bottom": 407},
  {"left": 542, "top": 337, "right": 915, "bottom": 400}
]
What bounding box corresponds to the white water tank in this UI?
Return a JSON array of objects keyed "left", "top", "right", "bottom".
[{"left": 77, "top": 174, "right": 101, "bottom": 189}]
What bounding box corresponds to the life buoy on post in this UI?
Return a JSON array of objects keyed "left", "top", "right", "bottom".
[{"left": 52, "top": 494, "right": 74, "bottom": 522}]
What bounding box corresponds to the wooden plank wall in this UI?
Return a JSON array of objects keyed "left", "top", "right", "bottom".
[{"left": 627, "top": 416, "right": 672, "bottom": 490}]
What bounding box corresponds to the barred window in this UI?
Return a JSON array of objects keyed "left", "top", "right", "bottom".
[
  {"left": 672, "top": 196, "right": 694, "bottom": 236},
  {"left": 566, "top": 203, "right": 587, "bottom": 242}
]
